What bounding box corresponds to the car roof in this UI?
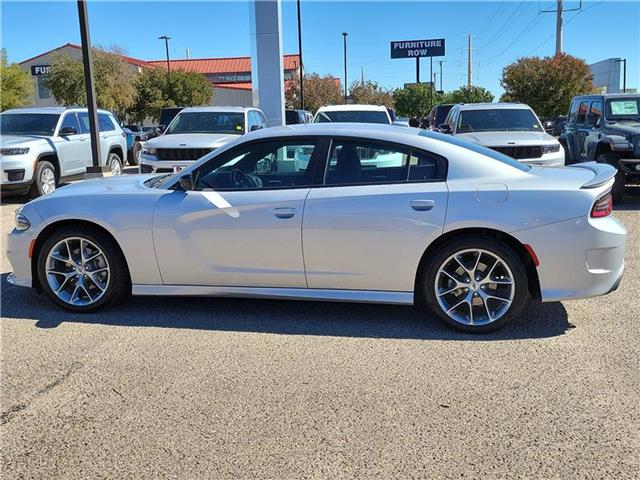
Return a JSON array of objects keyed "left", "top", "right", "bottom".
[
  {"left": 179, "top": 106, "right": 259, "bottom": 113},
  {"left": 573, "top": 93, "right": 639, "bottom": 99},
  {"left": 1, "top": 107, "right": 114, "bottom": 115},
  {"left": 316, "top": 104, "right": 389, "bottom": 112},
  {"left": 455, "top": 102, "right": 531, "bottom": 111}
]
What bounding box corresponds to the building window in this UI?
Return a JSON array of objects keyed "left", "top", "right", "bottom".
[{"left": 36, "top": 76, "right": 51, "bottom": 99}]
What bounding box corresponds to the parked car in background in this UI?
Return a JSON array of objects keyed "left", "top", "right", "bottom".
[
  {"left": 1, "top": 107, "right": 126, "bottom": 197},
  {"left": 392, "top": 117, "right": 410, "bottom": 127},
  {"left": 425, "top": 104, "right": 454, "bottom": 130},
  {"left": 139, "top": 106, "right": 268, "bottom": 173},
  {"left": 285, "top": 109, "right": 313, "bottom": 125},
  {"left": 313, "top": 105, "right": 392, "bottom": 124},
  {"left": 540, "top": 115, "right": 567, "bottom": 136},
  {"left": 8, "top": 124, "right": 625, "bottom": 334},
  {"left": 551, "top": 115, "right": 567, "bottom": 137},
  {"left": 158, "top": 107, "right": 184, "bottom": 133},
  {"left": 143, "top": 126, "right": 161, "bottom": 139},
  {"left": 439, "top": 103, "right": 564, "bottom": 167},
  {"left": 560, "top": 93, "right": 640, "bottom": 201}
]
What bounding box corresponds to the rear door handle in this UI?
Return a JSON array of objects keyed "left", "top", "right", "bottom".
[
  {"left": 410, "top": 199, "right": 435, "bottom": 211},
  {"left": 273, "top": 207, "right": 296, "bottom": 219}
]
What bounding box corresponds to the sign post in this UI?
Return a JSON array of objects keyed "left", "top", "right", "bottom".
[{"left": 390, "top": 38, "right": 445, "bottom": 112}]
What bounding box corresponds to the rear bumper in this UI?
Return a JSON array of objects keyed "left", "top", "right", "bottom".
[{"left": 514, "top": 215, "right": 626, "bottom": 302}]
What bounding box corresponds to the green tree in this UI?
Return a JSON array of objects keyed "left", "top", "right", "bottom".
[
  {"left": 349, "top": 80, "right": 394, "bottom": 108},
  {"left": 392, "top": 83, "right": 431, "bottom": 117},
  {"left": 285, "top": 73, "right": 343, "bottom": 113},
  {"left": 500, "top": 53, "right": 593, "bottom": 117},
  {"left": 128, "top": 67, "right": 212, "bottom": 123},
  {"left": 44, "top": 46, "right": 137, "bottom": 119},
  {"left": 444, "top": 85, "right": 494, "bottom": 104},
  {"left": 0, "top": 49, "right": 32, "bottom": 111}
]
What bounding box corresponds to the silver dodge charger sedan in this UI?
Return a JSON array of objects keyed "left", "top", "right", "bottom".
[{"left": 7, "top": 124, "right": 626, "bottom": 333}]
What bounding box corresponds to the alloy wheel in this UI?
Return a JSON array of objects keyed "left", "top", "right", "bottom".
[
  {"left": 434, "top": 248, "right": 515, "bottom": 326},
  {"left": 45, "top": 237, "right": 110, "bottom": 306},
  {"left": 40, "top": 167, "right": 56, "bottom": 195},
  {"left": 110, "top": 156, "right": 122, "bottom": 175}
]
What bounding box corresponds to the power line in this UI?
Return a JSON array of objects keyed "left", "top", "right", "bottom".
[
  {"left": 477, "top": 0, "right": 505, "bottom": 38},
  {"left": 482, "top": 12, "right": 544, "bottom": 67},
  {"left": 478, "top": 1, "right": 528, "bottom": 50}
]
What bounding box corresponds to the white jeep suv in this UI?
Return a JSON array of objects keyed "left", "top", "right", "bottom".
[
  {"left": 439, "top": 103, "right": 565, "bottom": 166},
  {"left": 139, "top": 106, "right": 268, "bottom": 173},
  {"left": 1, "top": 107, "right": 127, "bottom": 197},
  {"left": 313, "top": 104, "right": 393, "bottom": 124}
]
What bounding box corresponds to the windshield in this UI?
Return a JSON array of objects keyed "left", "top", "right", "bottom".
[
  {"left": 457, "top": 108, "right": 542, "bottom": 133},
  {"left": 605, "top": 98, "right": 640, "bottom": 121},
  {"left": 0, "top": 113, "right": 60, "bottom": 136},
  {"left": 165, "top": 112, "right": 245, "bottom": 135},
  {"left": 314, "top": 110, "right": 390, "bottom": 124}
]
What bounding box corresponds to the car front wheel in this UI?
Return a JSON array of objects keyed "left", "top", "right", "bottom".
[
  {"left": 29, "top": 160, "right": 57, "bottom": 198},
  {"left": 37, "top": 226, "right": 129, "bottom": 312},
  {"left": 422, "top": 237, "right": 529, "bottom": 333}
]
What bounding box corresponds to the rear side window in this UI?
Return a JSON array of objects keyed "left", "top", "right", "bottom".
[
  {"left": 576, "top": 101, "right": 589, "bottom": 124},
  {"left": 324, "top": 139, "right": 446, "bottom": 186},
  {"left": 98, "top": 113, "right": 116, "bottom": 131},
  {"left": 588, "top": 101, "right": 603, "bottom": 126}
]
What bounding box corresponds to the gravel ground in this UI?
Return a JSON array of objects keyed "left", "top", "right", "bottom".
[{"left": 1, "top": 186, "right": 639, "bottom": 479}]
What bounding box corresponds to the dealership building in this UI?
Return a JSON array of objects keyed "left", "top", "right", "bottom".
[{"left": 18, "top": 43, "right": 301, "bottom": 110}]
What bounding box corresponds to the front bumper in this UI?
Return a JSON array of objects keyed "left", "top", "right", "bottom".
[
  {"left": 520, "top": 149, "right": 565, "bottom": 167},
  {"left": 6, "top": 227, "right": 39, "bottom": 288},
  {"left": 619, "top": 158, "right": 640, "bottom": 176},
  {"left": 1, "top": 155, "right": 36, "bottom": 193},
  {"left": 514, "top": 214, "right": 626, "bottom": 302},
  {"left": 138, "top": 154, "right": 195, "bottom": 174}
]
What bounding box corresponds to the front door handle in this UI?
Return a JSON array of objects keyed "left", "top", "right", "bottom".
[
  {"left": 273, "top": 207, "right": 296, "bottom": 219},
  {"left": 410, "top": 199, "right": 435, "bottom": 211}
]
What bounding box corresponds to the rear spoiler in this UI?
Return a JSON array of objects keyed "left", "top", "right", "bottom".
[{"left": 568, "top": 162, "right": 617, "bottom": 189}]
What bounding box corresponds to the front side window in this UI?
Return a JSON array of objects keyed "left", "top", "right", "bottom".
[
  {"left": 588, "top": 101, "right": 603, "bottom": 126},
  {"left": 0, "top": 113, "right": 59, "bottom": 136},
  {"left": 59, "top": 113, "right": 80, "bottom": 134},
  {"left": 457, "top": 108, "right": 542, "bottom": 133},
  {"left": 576, "top": 102, "right": 589, "bottom": 124},
  {"left": 166, "top": 112, "right": 245, "bottom": 135},
  {"left": 324, "top": 140, "right": 445, "bottom": 186},
  {"left": 192, "top": 140, "right": 317, "bottom": 191},
  {"left": 314, "top": 110, "right": 390, "bottom": 124}
]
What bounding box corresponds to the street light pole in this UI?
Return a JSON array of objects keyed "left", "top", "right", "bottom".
[
  {"left": 615, "top": 58, "right": 627, "bottom": 93},
  {"left": 77, "top": 0, "right": 103, "bottom": 175},
  {"left": 342, "top": 32, "right": 348, "bottom": 104},
  {"left": 158, "top": 35, "right": 172, "bottom": 101},
  {"left": 296, "top": 0, "right": 304, "bottom": 109}
]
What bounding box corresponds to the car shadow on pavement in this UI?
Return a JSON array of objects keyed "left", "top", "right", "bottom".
[{"left": 1, "top": 273, "right": 571, "bottom": 341}]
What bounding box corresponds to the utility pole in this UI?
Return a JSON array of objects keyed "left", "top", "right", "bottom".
[
  {"left": 361, "top": 66, "right": 364, "bottom": 84},
  {"left": 158, "top": 35, "right": 172, "bottom": 101},
  {"left": 342, "top": 32, "right": 348, "bottom": 104},
  {"left": 77, "top": 0, "right": 103, "bottom": 176},
  {"left": 438, "top": 60, "right": 444, "bottom": 91},
  {"left": 296, "top": 0, "right": 304, "bottom": 109},
  {"left": 185, "top": 48, "right": 190, "bottom": 59},
  {"left": 555, "top": 0, "right": 563, "bottom": 55},
  {"left": 466, "top": 34, "right": 473, "bottom": 88},
  {"left": 430, "top": 56, "right": 434, "bottom": 110}
]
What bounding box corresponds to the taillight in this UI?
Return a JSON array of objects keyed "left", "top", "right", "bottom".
[{"left": 591, "top": 192, "right": 613, "bottom": 218}]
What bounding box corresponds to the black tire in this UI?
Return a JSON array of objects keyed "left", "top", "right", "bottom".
[
  {"left": 107, "top": 152, "right": 123, "bottom": 175},
  {"left": 421, "top": 236, "right": 529, "bottom": 333},
  {"left": 37, "top": 225, "right": 130, "bottom": 313},
  {"left": 128, "top": 142, "right": 141, "bottom": 166},
  {"left": 559, "top": 139, "right": 571, "bottom": 165},
  {"left": 597, "top": 152, "right": 626, "bottom": 202},
  {"left": 28, "top": 160, "right": 57, "bottom": 198}
]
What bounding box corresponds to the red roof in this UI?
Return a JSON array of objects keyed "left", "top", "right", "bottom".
[
  {"left": 148, "top": 54, "right": 300, "bottom": 74},
  {"left": 19, "top": 43, "right": 150, "bottom": 68}
]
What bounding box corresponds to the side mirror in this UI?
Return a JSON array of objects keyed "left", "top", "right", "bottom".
[
  {"left": 250, "top": 124, "right": 263, "bottom": 132},
  {"left": 178, "top": 173, "right": 194, "bottom": 191},
  {"left": 438, "top": 124, "right": 452, "bottom": 134},
  {"left": 60, "top": 126, "right": 77, "bottom": 136}
]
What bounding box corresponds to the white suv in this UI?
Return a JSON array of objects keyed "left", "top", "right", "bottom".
[
  {"left": 1, "top": 107, "right": 127, "bottom": 197},
  {"left": 139, "top": 106, "right": 268, "bottom": 174},
  {"left": 439, "top": 103, "right": 565, "bottom": 167},
  {"left": 313, "top": 104, "right": 393, "bottom": 124}
]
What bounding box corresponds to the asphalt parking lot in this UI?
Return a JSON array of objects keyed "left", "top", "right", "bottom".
[{"left": 1, "top": 184, "right": 639, "bottom": 479}]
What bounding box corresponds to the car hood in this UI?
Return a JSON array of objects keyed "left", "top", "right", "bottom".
[
  {"left": 604, "top": 121, "right": 640, "bottom": 136},
  {"left": 145, "top": 133, "right": 240, "bottom": 149},
  {"left": 0, "top": 135, "right": 50, "bottom": 148},
  {"left": 32, "top": 174, "right": 158, "bottom": 203},
  {"left": 457, "top": 131, "right": 557, "bottom": 146}
]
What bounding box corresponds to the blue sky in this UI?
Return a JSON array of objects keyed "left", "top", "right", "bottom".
[{"left": 2, "top": 0, "right": 638, "bottom": 97}]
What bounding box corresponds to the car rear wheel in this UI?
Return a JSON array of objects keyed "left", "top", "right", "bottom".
[
  {"left": 597, "top": 152, "right": 625, "bottom": 202},
  {"left": 37, "top": 226, "right": 129, "bottom": 312},
  {"left": 421, "top": 237, "right": 529, "bottom": 333},
  {"left": 108, "top": 152, "right": 123, "bottom": 176},
  {"left": 29, "top": 161, "right": 57, "bottom": 198}
]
